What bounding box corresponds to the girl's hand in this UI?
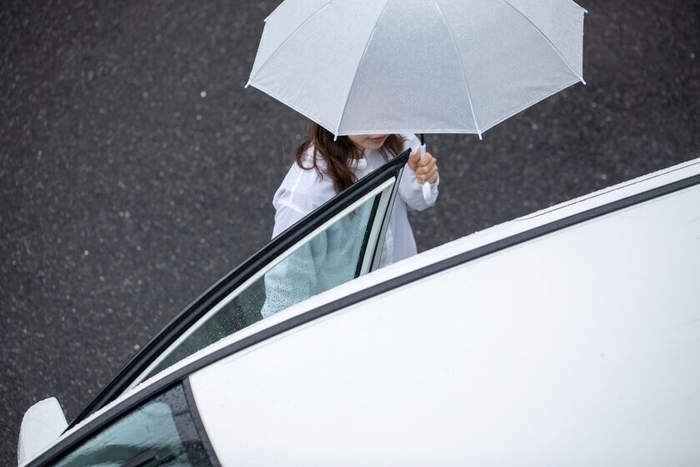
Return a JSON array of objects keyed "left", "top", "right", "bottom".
[{"left": 408, "top": 150, "right": 439, "bottom": 184}]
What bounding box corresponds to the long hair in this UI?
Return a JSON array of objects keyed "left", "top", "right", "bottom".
[{"left": 295, "top": 122, "right": 405, "bottom": 194}]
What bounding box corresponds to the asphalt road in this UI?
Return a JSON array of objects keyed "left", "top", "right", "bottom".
[{"left": 2, "top": 0, "right": 699, "bottom": 464}]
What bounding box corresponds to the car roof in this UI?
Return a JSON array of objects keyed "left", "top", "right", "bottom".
[{"left": 186, "top": 157, "right": 700, "bottom": 464}]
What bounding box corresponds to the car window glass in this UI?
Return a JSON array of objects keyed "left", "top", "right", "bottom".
[
  {"left": 260, "top": 199, "right": 374, "bottom": 317},
  {"left": 54, "top": 384, "right": 215, "bottom": 467},
  {"left": 143, "top": 181, "right": 393, "bottom": 380}
]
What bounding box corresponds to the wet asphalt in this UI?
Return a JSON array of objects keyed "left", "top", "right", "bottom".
[{"left": 1, "top": 0, "right": 699, "bottom": 463}]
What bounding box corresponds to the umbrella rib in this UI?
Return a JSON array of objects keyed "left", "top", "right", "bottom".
[
  {"left": 497, "top": 0, "right": 587, "bottom": 85},
  {"left": 434, "top": 1, "right": 482, "bottom": 139},
  {"left": 333, "top": 0, "right": 393, "bottom": 136},
  {"left": 246, "top": 0, "right": 336, "bottom": 87}
]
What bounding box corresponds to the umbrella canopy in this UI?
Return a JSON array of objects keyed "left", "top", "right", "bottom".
[{"left": 247, "top": 0, "right": 586, "bottom": 138}]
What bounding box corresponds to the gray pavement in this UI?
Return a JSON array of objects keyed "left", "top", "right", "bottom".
[{"left": 1, "top": 0, "right": 699, "bottom": 463}]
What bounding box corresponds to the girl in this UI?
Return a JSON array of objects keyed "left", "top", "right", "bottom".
[{"left": 261, "top": 123, "right": 439, "bottom": 317}]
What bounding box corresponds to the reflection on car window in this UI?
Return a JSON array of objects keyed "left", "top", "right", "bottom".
[
  {"left": 261, "top": 201, "right": 374, "bottom": 317},
  {"left": 145, "top": 182, "right": 391, "bottom": 379},
  {"left": 54, "top": 384, "right": 215, "bottom": 466}
]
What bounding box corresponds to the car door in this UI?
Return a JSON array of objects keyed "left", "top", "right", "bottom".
[
  {"left": 69, "top": 149, "right": 411, "bottom": 428},
  {"left": 20, "top": 151, "right": 411, "bottom": 466}
]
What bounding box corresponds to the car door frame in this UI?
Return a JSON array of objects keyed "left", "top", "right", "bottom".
[{"left": 68, "top": 149, "right": 411, "bottom": 429}]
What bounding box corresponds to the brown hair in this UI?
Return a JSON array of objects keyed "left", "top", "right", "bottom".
[{"left": 295, "top": 122, "right": 405, "bottom": 194}]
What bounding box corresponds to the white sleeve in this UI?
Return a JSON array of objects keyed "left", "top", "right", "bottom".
[
  {"left": 271, "top": 201, "right": 308, "bottom": 238},
  {"left": 270, "top": 163, "right": 335, "bottom": 238}
]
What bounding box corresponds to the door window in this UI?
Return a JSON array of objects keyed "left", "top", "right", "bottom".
[{"left": 143, "top": 179, "right": 397, "bottom": 380}]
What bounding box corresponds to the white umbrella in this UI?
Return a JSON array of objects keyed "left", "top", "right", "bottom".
[{"left": 247, "top": 0, "right": 586, "bottom": 139}]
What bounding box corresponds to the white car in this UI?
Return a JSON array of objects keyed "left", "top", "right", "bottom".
[{"left": 18, "top": 152, "right": 700, "bottom": 466}]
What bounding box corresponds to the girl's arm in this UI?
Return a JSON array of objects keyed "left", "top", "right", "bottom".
[
  {"left": 398, "top": 150, "right": 439, "bottom": 211},
  {"left": 270, "top": 164, "right": 334, "bottom": 238}
]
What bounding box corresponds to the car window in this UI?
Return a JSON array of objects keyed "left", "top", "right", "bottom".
[
  {"left": 53, "top": 384, "right": 216, "bottom": 466},
  {"left": 141, "top": 178, "right": 397, "bottom": 381}
]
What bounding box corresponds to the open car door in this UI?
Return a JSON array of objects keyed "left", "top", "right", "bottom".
[{"left": 69, "top": 149, "right": 412, "bottom": 427}]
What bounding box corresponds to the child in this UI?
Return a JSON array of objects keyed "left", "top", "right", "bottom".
[{"left": 261, "top": 122, "right": 439, "bottom": 317}]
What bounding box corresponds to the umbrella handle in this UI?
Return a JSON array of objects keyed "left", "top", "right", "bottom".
[{"left": 419, "top": 144, "right": 431, "bottom": 202}]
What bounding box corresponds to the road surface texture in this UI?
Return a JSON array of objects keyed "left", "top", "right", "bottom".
[{"left": 1, "top": 0, "right": 699, "bottom": 464}]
